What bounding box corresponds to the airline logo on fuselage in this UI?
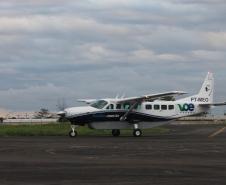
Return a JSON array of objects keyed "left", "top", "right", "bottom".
[
  {"left": 191, "top": 97, "right": 209, "bottom": 102},
  {"left": 178, "top": 103, "right": 195, "bottom": 111}
]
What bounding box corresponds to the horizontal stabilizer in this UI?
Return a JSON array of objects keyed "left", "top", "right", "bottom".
[{"left": 199, "top": 102, "right": 226, "bottom": 107}]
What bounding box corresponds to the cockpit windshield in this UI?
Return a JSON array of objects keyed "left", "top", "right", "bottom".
[{"left": 90, "top": 100, "right": 108, "bottom": 109}]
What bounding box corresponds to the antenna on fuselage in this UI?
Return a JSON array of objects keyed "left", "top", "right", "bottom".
[
  {"left": 121, "top": 93, "right": 125, "bottom": 99},
  {"left": 115, "top": 94, "right": 119, "bottom": 99}
]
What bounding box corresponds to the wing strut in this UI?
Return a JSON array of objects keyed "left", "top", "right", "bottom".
[{"left": 120, "top": 101, "right": 139, "bottom": 121}]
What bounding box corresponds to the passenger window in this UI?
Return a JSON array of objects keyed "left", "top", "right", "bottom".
[
  {"left": 145, "top": 104, "right": 152, "bottom": 110},
  {"left": 154, "top": 105, "right": 160, "bottom": 110},
  {"left": 161, "top": 105, "right": 167, "bottom": 110},
  {"left": 169, "top": 105, "right": 174, "bottom": 110},
  {"left": 116, "top": 104, "right": 121, "bottom": 109}
]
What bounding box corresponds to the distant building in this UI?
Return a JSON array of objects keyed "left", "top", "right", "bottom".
[
  {"left": 7, "top": 112, "right": 36, "bottom": 119},
  {"left": 0, "top": 108, "right": 58, "bottom": 120}
]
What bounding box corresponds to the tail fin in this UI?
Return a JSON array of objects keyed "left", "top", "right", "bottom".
[
  {"left": 179, "top": 72, "right": 214, "bottom": 104},
  {"left": 196, "top": 72, "right": 214, "bottom": 103}
]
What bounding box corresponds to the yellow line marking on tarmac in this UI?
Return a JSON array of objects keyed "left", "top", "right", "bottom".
[{"left": 208, "top": 126, "right": 226, "bottom": 138}]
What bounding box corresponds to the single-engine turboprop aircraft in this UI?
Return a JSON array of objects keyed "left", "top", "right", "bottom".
[{"left": 58, "top": 72, "right": 226, "bottom": 137}]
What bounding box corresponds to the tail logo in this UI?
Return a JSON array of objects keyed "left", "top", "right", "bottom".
[{"left": 205, "top": 85, "right": 210, "bottom": 92}]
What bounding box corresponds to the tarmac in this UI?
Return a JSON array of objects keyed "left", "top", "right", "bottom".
[{"left": 0, "top": 123, "right": 226, "bottom": 185}]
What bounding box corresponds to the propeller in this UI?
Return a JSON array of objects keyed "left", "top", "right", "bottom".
[
  {"left": 56, "top": 98, "right": 68, "bottom": 122},
  {"left": 57, "top": 111, "right": 66, "bottom": 117},
  {"left": 57, "top": 110, "right": 67, "bottom": 122}
]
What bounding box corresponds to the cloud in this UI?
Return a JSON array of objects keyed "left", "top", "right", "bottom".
[
  {"left": 0, "top": 0, "right": 225, "bottom": 111},
  {"left": 0, "top": 84, "right": 74, "bottom": 111},
  {"left": 205, "top": 32, "right": 226, "bottom": 50}
]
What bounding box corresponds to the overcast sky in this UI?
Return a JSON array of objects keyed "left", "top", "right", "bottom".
[{"left": 0, "top": 0, "right": 225, "bottom": 112}]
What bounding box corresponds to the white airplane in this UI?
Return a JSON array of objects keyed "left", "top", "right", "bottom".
[{"left": 58, "top": 72, "right": 226, "bottom": 137}]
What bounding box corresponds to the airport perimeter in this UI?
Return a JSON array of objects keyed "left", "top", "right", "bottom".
[{"left": 0, "top": 123, "right": 226, "bottom": 185}]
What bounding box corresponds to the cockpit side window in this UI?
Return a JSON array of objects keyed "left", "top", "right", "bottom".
[
  {"left": 106, "top": 104, "right": 114, "bottom": 110},
  {"left": 90, "top": 100, "right": 108, "bottom": 109},
  {"left": 116, "top": 104, "right": 121, "bottom": 109},
  {"left": 110, "top": 104, "right": 114, "bottom": 109}
]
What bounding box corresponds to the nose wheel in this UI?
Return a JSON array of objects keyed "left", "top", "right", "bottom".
[
  {"left": 69, "top": 125, "right": 78, "bottom": 137},
  {"left": 69, "top": 130, "right": 77, "bottom": 137}
]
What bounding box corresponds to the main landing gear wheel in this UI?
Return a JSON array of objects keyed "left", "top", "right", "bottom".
[
  {"left": 133, "top": 129, "right": 142, "bottom": 137},
  {"left": 112, "top": 129, "right": 120, "bottom": 137},
  {"left": 69, "top": 130, "right": 77, "bottom": 137}
]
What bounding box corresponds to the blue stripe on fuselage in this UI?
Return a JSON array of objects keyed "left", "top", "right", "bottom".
[{"left": 68, "top": 110, "right": 173, "bottom": 124}]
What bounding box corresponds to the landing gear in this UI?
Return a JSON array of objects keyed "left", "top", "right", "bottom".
[
  {"left": 132, "top": 123, "right": 142, "bottom": 137},
  {"left": 69, "top": 125, "right": 78, "bottom": 137},
  {"left": 133, "top": 129, "right": 142, "bottom": 137},
  {"left": 112, "top": 129, "right": 120, "bottom": 137}
]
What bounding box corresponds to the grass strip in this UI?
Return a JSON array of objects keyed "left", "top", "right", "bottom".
[{"left": 0, "top": 123, "right": 170, "bottom": 136}]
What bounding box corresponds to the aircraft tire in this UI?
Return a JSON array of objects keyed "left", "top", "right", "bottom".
[
  {"left": 133, "top": 129, "right": 142, "bottom": 137},
  {"left": 112, "top": 129, "right": 120, "bottom": 137},
  {"left": 69, "top": 130, "right": 77, "bottom": 137}
]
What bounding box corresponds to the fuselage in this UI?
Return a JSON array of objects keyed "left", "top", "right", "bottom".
[{"left": 63, "top": 99, "right": 209, "bottom": 125}]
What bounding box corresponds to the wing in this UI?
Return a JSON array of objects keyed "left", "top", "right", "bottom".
[
  {"left": 118, "top": 91, "right": 187, "bottom": 121},
  {"left": 116, "top": 91, "right": 187, "bottom": 104},
  {"left": 77, "top": 99, "right": 97, "bottom": 104}
]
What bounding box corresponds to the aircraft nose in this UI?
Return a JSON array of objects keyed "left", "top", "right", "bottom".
[{"left": 57, "top": 111, "right": 66, "bottom": 117}]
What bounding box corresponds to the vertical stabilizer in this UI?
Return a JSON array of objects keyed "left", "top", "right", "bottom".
[
  {"left": 197, "top": 72, "right": 214, "bottom": 103},
  {"left": 178, "top": 72, "right": 214, "bottom": 104}
]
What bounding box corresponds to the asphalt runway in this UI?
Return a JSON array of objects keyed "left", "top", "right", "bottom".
[{"left": 0, "top": 123, "right": 226, "bottom": 185}]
